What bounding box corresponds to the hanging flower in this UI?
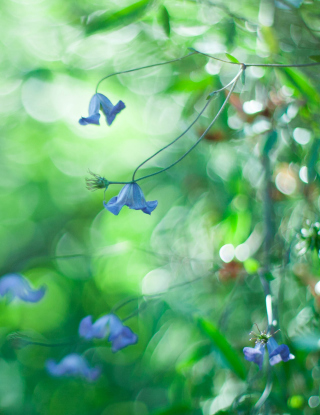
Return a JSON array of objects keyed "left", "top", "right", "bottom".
[
  {"left": 0, "top": 274, "right": 45, "bottom": 303},
  {"left": 79, "top": 93, "right": 125, "bottom": 126},
  {"left": 243, "top": 325, "right": 294, "bottom": 369},
  {"left": 46, "top": 354, "right": 101, "bottom": 381},
  {"left": 104, "top": 182, "right": 158, "bottom": 215},
  {"left": 79, "top": 314, "right": 138, "bottom": 352}
]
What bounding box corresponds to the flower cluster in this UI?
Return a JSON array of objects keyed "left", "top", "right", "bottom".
[
  {"left": 45, "top": 314, "right": 137, "bottom": 381},
  {"left": 243, "top": 326, "right": 295, "bottom": 370},
  {"left": 295, "top": 221, "right": 320, "bottom": 257}
]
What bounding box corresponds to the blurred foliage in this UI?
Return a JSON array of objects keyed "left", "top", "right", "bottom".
[{"left": 1, "top": 0, "right": 320, "bottom": 414}]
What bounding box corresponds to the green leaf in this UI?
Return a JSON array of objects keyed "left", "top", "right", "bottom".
[
  {"left": 159, "top": 6, "right": 170, "bottom": 37},
  {"left": 309, "top": 55, "right": 320, "bottom": 63},
  {"left": 280, "top": 67, "right": 320, "bottom": 104},
  {"left": 197, "top": 318, "right": 246, "bottom": 380},
  {"left": 85, "top": 0, "right": 151, "bottom": 34},
  {"left": 307, "top": 139, "right": 320, "bottom": 183},
  {"left": 263, "top": 131, "right": 277, "bottom": 155},
  {"left": 225, "top": 53, "right": 240, "bottom": 64},
  {"left": 152, "top": 404, "right": 192, "bottom": 415}
]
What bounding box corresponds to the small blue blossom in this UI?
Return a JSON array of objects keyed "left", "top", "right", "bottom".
[
  {"left": 0, "top": 274, "right": 45, "bottom": 303},
  {"left": 46, "top": 354, "right": 101, "bottom": 382},
  {"left": 267, "top": 337, "right": 295, "bottom": 366},
  {"left": 79, "top": 314, "right": 138, "bottom": 352},
  {"left": 79, "top": 93, "right": 125, "bottom": 126},
  {"left": 104, "top": 182, "right": 158, "bottom": 216},
  {"left": 243, "top": 342, "right": 265, "bottom": 370}
]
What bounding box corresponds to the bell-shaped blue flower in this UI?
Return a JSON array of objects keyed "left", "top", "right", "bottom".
[
  {"left": 243, "top": 342, "right": 265, "bottom": 370},
  {"left": 267, "top": 337, "right": 295, "bottom": 366},
  {"left": 79, "top": 93, "right": 125, "bottom": 126},
  {"left": 104, "top": 182, "right": 158, "bottom": 216},
  {"left": 0, "top": 274, "right": 45, "bottom": 303},
  {"left": 46, "top": 354, "right": 101, "bottom": 382},
  {"left": 78, "top": 314, "right": 138, "bottom": 352}
]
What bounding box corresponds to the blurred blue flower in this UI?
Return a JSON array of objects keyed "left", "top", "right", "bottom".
[
  {"left": 79, "top": 93, "right": 125, "bottom": 126},
  {"left": 79, "top": 314, "right": 138, "bottom": 352},
  {"left": 267, "top": 337, "right": 295, "bottom": 366},
  {"left": 243, "top": 338, "right": 295, "bottom": 369},
  {"left": 0, "top": 274, "right": 45, "bottom": 303},
  {"left": 46, "top": 354, "right": 101, "bottom": 382},
  {"left": 243, "top": 342, "right": 265, "bottom": 370},
  {"left": 104, "top": 182, "right": 158, "bottom": 216}
]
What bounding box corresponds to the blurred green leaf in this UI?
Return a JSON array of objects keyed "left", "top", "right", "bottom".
[
  {"left": 152, "top": 404, "right": 192, "bottom": 415},
  {"left": 85, "top": 0, "right": 152, "bottom": 34},
  {"left": 263, "top": 131, "right": 277, "bottom": 155},
  {"left": 280, "top": 67, "right": 320, "bottom": 104},
  {"left": 225, "top": 53, "right": 240, "bottom": 64},
  {"left": 309, "top": 55, "right": 320, "bottom": 63},
  {"left": 292, "top": 334, "right": 320, "bottom": 351},
  {"left": 159, "top": 6, "right": 170, "bottom": 37},
  {"left": 307, "top": 139, "right": 320, "bottom": 183},
  {"left": 197, "top": 318, "right": 246, "bottom": 380}
]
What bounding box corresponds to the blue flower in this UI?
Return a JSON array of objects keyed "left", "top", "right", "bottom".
[
  {"left": 78, "top": 314, "right": 138, "bottom": 353},
  {"left": 104, "top": 182, "right": 158, "bottom": 216},
  {"left": 0, "top": 274, "right": 45, "bottom": 303},
  {"left": 267, "top": 337, "right": 295, "bottom": 366},
  {"left": 243, "top": 338, "right": 295, "bottom": 369},
  {"left": 243, "top": 342, "right": 265, "bottom": 370},
  {"left": 46, "top": 354, "right": 101, "bottom": 382},
  {"left": 79, "top": 93, "right": 125, "bottom": 126}
]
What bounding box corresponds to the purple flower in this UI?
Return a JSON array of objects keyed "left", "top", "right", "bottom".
[
  {"left": 243, "top": 342, "right": 265, "bottom": 370},
  {"left": 46, "top": 354, "right": 101, "bottom": 382},
  {"left": 0, "top": 274, "right": 45, "bottom": 303},
  {"left": 78, "top": 314, "right": 138, "bottom": 353},
  {"left": 104, "top": 182, "right": 158, "bottom": 216},
  {"left": 267, "top": 337, "right": 295, "bottom": 366},
  {"left": 79, "top": 93, "right": 125, "bottom": 126},
  {"left": 243, "top": 338, "right": 295, "bottom": 369}
]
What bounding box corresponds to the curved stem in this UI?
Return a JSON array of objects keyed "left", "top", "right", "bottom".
[
  {"left": 96, "top": 51, "right": 198, "bottom": 93},
  {"left": 134, "top": 70, "right": 242, "bottom": 183},
  {"left": 132, "top": 71, "right": 242, "bottom": 180}
]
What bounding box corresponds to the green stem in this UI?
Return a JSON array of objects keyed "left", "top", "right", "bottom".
[
  {"left": 95, "top": 51, "right": 198, "bottom": 93},
  {"left": 134, "top": 70, "right": 242, "bottom": 183}
]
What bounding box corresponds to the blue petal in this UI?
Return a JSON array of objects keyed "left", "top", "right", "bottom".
[
  {"left": 79, "top": 113, "right": 100, "bottom": 126},
  {"left": 108, "top": 314, "right": 138, "bottom": 352},
  {"left": 106, "top": 101, "right": 126, "bottom": 126},
  {"left": 269, "top": 344, "right": 295, "bottom": 366},
  {"left": 104, "top": 183, "right": 158, "bottom": 215},
  {"left": 243, "top": 342, "right": 265, "bottom": 370},
  {"left": 0, "top": 274, "right": 45, "bottom": 303},
  {"left": 46, "top": 354, "right": 101, "bottom": 382},
  {"left": 79, "top": 315, "right": 111, "bottom": 340},
  {"left": 88, "top": 94, "right": 101, "bottom": 116}
]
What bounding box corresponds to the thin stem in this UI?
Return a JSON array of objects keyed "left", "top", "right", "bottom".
[
  {"left": 95, "top": 51, "right": 198, "bottom": 93},
  {"left": 135, "top": 70, "right": 242, "bottom": 183},
  {"left": 191, "top": 48, "right": 320, "bottom": 68},
  {"left": 132, "top": 71, "right": 242, "bottom": 180}
]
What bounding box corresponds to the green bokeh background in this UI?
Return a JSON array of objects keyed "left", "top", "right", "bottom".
[{"left": 1, "top": 0, "right": 320, "bottom": 414}]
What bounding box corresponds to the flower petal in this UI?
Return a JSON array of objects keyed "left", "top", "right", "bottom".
[
  {"left": 108, "top": 315, "right": 138, "bottom": 352},
  {"left": 0, "top": 274, "right": 45, "bottom": 303},
  {"left": 106, "top": 101, "right": 126, "bottom": 126},
  {"left": 46, "top": 354, "right": 101, "bottom": 382},
  {"left": 243, "top": 343, "right": 265, "bottom": 370},
  {"left": 79, "top": 113, "right": 100, "bottom": 126}
]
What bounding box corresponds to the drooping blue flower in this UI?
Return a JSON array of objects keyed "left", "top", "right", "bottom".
[
  {"left": 243, "top": 338, "right": 295, "bottom": 369},
  {"left": 243, "top": 342, "right": 265, "bottom": 370},
  {"left": 46, "top": 354, "right": 101, "bottom": 382},
  {"left": 79, "top": 93, "right": 125, "bottom": 126},
  {"left": 104, "top": 182, "right": 158, "bottom": 216},
  {"left": 0, "top": 274, "right": 45, "bottom": 303},
  {"left": 78, "top": 314, "right": 138, "bottom": 352},
  {"left": 267, "top": 337, "right": 295, "bottom": 366}
]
